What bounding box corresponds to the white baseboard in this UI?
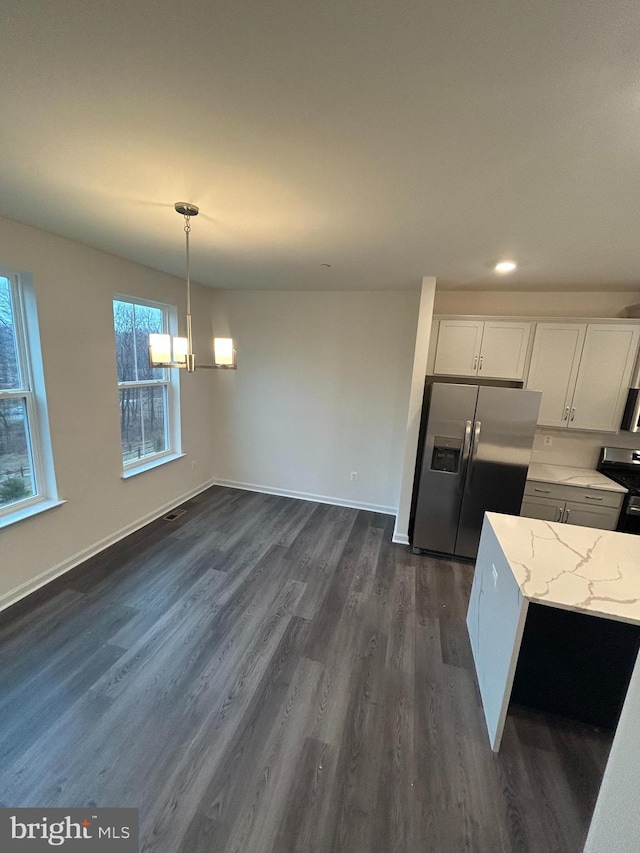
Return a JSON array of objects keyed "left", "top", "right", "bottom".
[
  {"left": 213, "top": 478, "right": 397, "bottom": 516},
  {"left": 0, "top": 479, "right": 216, "bottom": 615},
  {"left": 392, "top": 517, "right": 410, "bottom": 545},
  {"left": 0, "top": 478, "right": 401, "bottom": 616}
]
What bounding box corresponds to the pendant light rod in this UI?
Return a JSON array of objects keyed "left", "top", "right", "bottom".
[
  {"left": 148, "top": 202, "right": 237, "bottom": 371},
  {"left": 175, "top": 202, "right": 198, "bottom": 372}
]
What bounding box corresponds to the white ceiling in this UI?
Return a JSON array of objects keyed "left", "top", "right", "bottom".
[{"left": 2, "top": 0, "right": 640, "bottom": 292}]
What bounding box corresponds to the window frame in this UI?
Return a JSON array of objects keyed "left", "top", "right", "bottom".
[
  {"left": 113, "top": 294, "right": 182, "bottom": 475},
  {"left": 0, "top": 269, "right": 60, "bottom": 525}
]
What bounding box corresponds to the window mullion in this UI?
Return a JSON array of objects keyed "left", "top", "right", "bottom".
[
  {"left": 132, "top": 302, "right": 139, "bottom": 382},
  {"left": 117, "top": 379, "right": 169, "bottom": 390},
  {"left": 139, "top": 385, "right": 146, "bottom": 460},
  {"left": 8, "top": 275, "right": 32, "bottom": 392},
  {"left": 0, "top": 388, "right": 31, "bottom": 400},
  {"left": 22, "top": 393, "right": 41, "bottom": 498}
]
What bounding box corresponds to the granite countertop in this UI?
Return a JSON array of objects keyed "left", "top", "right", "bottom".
[
  {"left": 485, "top": 512, "right": 640, "bottom": 625},
  {"left": 527, "top": 463, "right": 627, "bottom": 494}
]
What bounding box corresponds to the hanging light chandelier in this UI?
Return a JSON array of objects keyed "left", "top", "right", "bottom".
[{"left": 148, "top": 202, "right": 236, "bottom": 371}]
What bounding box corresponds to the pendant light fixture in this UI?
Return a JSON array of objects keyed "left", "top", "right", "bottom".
[{"left": 149, "top": 202, "right": 236, "bottom": 371}]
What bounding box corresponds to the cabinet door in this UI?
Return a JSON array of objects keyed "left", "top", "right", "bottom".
[
  {"left": 570, "top": 324, "right": 640, "bottom": 432},
  {"left": 563, "top": 501, "right": 620, "bottom": 531},
  {"left": 520, "top": 496, "right": 565, "bottom": 522},
  {"left": 433, "top": 320, "right": 483, "bottom": 376},
  {"left": 478, "top": 321, "right": 532, "bottom": 379},
  {"left": 526, "top": 324, "right": 586, "bottom": 427}
]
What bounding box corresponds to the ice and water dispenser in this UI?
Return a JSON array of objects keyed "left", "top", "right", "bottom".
[{"left": 430, "top": 436, "right": 462, "bottom": 474}]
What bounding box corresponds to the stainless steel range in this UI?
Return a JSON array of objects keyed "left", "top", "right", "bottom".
[{"left": 597, "top": 447, "right": 640, "bottom": 533}]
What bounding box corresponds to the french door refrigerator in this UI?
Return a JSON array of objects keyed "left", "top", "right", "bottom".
[{"left": 412, "top": 383, "right": 541, "bottom": 559}]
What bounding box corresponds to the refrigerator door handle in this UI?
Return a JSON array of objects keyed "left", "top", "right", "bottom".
[
  {"left": 468, "top": 420, "right": 481, "bottom": 484},
  {"left": 462, "top": 419, "right": 473, "bottom": 461}
]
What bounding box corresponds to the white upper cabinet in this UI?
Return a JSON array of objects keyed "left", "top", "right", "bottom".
[
  {"left": 570, "top": 324, "right": 640, "bottom": 432},
  {"left": 433, "top": 320, "right": 483, "bottom": 377},
  {"left": 526, "top": 322, "right": 640, "bottom": 432},
  {"left": 433, "top": 320, "right": 531, "bottom": 380},
  {"left": 526, "top": 324, "right": 586, "bottom": 427},
  {"left": 478, "top": 322, "right": 531, "bottom": 379}
]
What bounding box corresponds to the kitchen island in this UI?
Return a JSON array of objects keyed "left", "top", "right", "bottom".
[{"left": 467, "top": 512, "right": 640, "bottom": 751}]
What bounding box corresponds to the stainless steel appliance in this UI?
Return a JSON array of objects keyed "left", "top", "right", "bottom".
[
  {"left": 412, "top": 383, "right": 541, "bottom": 558},
  {"left": 621, "top": 389, "right": 640, "bottom": 432},
  {"left": 597, "top": 447, "right": 640, "bottom": 533},
  {"left": 621, "top": 349, "right": 640, "bottom": 431}
]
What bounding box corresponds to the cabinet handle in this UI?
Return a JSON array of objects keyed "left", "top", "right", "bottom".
[
  {"left": 556, "top": 506, "right": 563, "bottom": 522},
  {"left": 564, "top": 507, "right": 570, "bottom": 523},
  {"left": 563, "top": 407, "right": 570, "bottom": 421},
  {"left": 584, "top": 495, "right": 603, "bottom": 501},
  {"left": 570, "top": 407, "right": 576, "bottom": 422},
  {"left": 473, "top": 355, "right": 478, "bottom": 371},
  {"left": 534, "top": 488, "right": 551, "bottom": 494},
  {"left": 479, "top": 355, "right": 483, "bottom": 371}
]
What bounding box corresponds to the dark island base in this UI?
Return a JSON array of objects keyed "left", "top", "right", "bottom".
[{"left": 510, "top": 602, "right": 640, "bottom": 730}]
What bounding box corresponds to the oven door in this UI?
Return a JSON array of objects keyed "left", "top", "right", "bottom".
[{"left": 618, "top": 496, "right": 640, "bottom": 534}]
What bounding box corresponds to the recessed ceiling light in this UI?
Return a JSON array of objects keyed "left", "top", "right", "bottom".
[{"left": 494, "top": 260, "right": 517, "bottom": 273}]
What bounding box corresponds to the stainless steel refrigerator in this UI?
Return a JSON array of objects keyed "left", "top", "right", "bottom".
[{"left": 412, "top": 383, "right": 541, "bottom": 559}]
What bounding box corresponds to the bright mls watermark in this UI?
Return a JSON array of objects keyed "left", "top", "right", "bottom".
[{"left": 0, "top": 809, "right": 138, "bottom": 850}]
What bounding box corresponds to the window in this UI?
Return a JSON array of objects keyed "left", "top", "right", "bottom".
[
  {"left": 113, "top": 296, "right": 181, "bottom": 473},
  {"left": 0, "top": 272, "right": 58, "bottom": 522}
]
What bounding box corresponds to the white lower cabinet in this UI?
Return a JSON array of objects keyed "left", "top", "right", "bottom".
[
  {"left": 520, "top": 496, "right": 565, "bottom": 523},
  {"left": 562, "top": 501, "right": 621, "bottom": 530},
  {"left": 521, "top": 482, "right": 623, "bottom": 531}
]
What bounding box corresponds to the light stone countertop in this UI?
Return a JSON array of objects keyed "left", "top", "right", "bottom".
[
  {"left": 527, "top": 463, "right": 627, "bottom": 493},
  {"left": 485, "top": 512, "right": 640, "bottom": 625}
]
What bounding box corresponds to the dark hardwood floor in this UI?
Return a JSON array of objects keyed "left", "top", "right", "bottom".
[{"left": 0, "top": 487, "right": 611, "bottom": 852}]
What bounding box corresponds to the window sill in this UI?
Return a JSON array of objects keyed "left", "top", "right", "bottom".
[
  {"left": 122, "top": 452, "right": 186, "bottom": 479},
  {"left": 0, "top": 497, "right": 67, "bottom": 531}
]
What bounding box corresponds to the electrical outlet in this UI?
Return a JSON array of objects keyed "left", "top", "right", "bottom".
[
  {"left": 543, "top": 435, "right": 553, "bottom": 447},
  {"left": 350, "top": 471, "right": 358, "bottom": 481},
  {"left": 191, "top": 460, "right": 197, "bottom": 470}
]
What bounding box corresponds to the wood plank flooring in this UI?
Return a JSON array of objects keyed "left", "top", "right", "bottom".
[{"left": 0, "top": 487, "right": 612, "bottom": 852}]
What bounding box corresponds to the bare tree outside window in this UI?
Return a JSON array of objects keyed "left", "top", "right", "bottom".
[
  {"left": 113, "top": 298, "right": 173, "bottom": 467},
  {"left": 0, "top": 277, "right": 37, "bottom": 509},
  {"left": 0, "top": 278, "right": 20, "bottom": 390}
]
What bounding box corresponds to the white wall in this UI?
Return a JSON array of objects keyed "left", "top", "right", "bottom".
[
  {"left": 434, "top": 290, "right": 640, "bottom": 318},
  {"left": 584, "top": 651, "right": 640, "bottom": 852},
  {"left": 210, "top": 289, "right": 419, "bottom": 513},
  {"left": 0, "top": 216, "right": 216, "bottom": 609},
  {"left": 531, "top": 428, "right": 640, "bottom": 469},
  {"left": 394, "top": 277, "right": 436, "bottom": 543}
]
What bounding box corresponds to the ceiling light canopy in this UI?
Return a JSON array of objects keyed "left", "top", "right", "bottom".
[
  {"left": 494, "top": 260, "right": 517, "bottom": 274},
  {"left": 149, "top": 203, "right": 236, "bottom": 372}
]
